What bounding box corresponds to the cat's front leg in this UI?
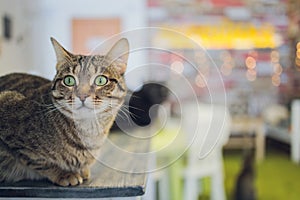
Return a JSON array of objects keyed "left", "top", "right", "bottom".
[
  {"left": 44, "top": 169, "right": 84, "bottom": 186},
  {"left": 33, "top": 166, "right": 84, "bottom": 186},
  {"left": 55, "top": 166, "right": 91, "bottom": 186},
  {"left": 80, "top": 166, "right": 91, "bottom": 180},
  {"left": 17, "top": 155, "right": 84, "bottom": 186},
  {"left": 55, "top": 171, "right": 83, "bottom": 186}
]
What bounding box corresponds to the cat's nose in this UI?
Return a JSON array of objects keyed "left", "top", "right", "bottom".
[{"left": 78, "top": 94, "right": 89, "bottom": 102}]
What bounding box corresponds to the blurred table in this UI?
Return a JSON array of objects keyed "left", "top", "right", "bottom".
[{"left": 225, "top": 116, "right": 265, "bottom": 161}]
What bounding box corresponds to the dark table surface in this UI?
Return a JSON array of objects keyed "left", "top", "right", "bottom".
[{"left": 0, "top": 131, "right": 150, "bottom": 198}]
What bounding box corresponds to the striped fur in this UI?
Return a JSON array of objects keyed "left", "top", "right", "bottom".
[{"left": 0, "top": 38, "right": 129, "bottom": 186}]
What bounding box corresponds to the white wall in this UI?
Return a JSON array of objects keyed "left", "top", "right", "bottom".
[
  {"left": 0, "top": 0, "right": 147, "bottom": 79},
  {"left": 0, "top": 0, "right": 33, "bottom": 75}
]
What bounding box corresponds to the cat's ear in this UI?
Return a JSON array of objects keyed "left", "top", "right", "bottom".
[
  {"left": 50, "top": 37, "right": 73, "bottom": 68},
  {"left": 106, "top": 38, "right": 129, "bottom": 75}
]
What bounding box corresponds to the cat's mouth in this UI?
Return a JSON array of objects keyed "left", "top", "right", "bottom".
[
  {"left": 72, "top": 105, "right": 97, "bottom": 118},
  {"left": 70, "top": 99, "right": 104, "bottom": 116},
  {"left": 72, "top": 99, "right": 94, "bottom": 111},
  {"left": 76, "top": 105, "right": 93, "bottom": 110}
]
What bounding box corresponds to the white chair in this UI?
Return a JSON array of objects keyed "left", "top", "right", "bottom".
[
  {"left": 182, "top": 102, "right": 232, "bottom": 200},
  {"left": 291, "top": 100, "right": 300, "bottom": 163},
  {"left": 142, "top": 153, "right": 170, "bottom": 200},
  {"left": 142, "top": 104, "right": 172, "bottom": 200},
  {"left": 263, "top": 100, "right": 300, "bottom": 164}
]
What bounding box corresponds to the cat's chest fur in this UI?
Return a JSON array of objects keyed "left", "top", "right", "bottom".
[{"left": 74, "top": 116, "right": 111, "bottom": 150}]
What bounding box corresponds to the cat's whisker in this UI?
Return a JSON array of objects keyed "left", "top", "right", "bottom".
[
  {"left": 126, "top": 105, "right": 144, "bottom": 112},
  {"left": 115, "top": 110, "right": 127, "bottom": 121},
  {"left": 43, "top": 108, "right": 60, "bottom": 117},
  {"left": 43, "top": 105, "right": 66, "bottom": 116},
  {"left": 120, "top": 104, "right": 142, "bottom": 119},
  {"left": 125, "top": 93, "right": 140, "bottom": 100},
  {"left": 37, "top": 100, "right": 71, "bottom": 116},
  {"left": 109, "top": 103, "right": 129, "bottom": 119},
  {"left": 35, "top": 104, "right": 58, "bottom": 114},
  {"left": 117, "top": 104, "right": 140, "bottom": 121},
  {"left": 32, "top": 100, "right": 54, "bottom": 108},
  {"left": 116, "top": 109, "right": 135, "bottom": 126}
]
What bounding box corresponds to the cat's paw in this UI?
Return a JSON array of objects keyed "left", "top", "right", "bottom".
[
  {"left": 55, "top": 172, "right": 83, "bottom": 186},
  {"left": 80, "top": 167, "right": 90, "bottom": 180}
]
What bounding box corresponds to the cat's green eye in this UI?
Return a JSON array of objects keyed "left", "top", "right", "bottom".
[
  {"left": 95, "top": 75, "right": 108, "bottom": 86},
  {"left": 63, "top": 75, "right": 76, "bottom": 87}
]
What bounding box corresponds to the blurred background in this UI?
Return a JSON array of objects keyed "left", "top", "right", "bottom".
[{"left": 1, "top": 0, "right": 300, "bottom": 199}]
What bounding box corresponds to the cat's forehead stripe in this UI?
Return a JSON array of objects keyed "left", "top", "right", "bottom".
[
  {"left": 78, "top": 56, "right": 102, "bottom": 75},
  {"left": 87, "top": 63, "right": 97, "bottom": 74},
  {"left": 61, "top": 65, "right": 73, "bottom": 75},
  {"left": 57, "top": 55, "right": 120, "bottom": 81},
  {"left": 73, "top": 65, "right": 81, "bottom": 74}
]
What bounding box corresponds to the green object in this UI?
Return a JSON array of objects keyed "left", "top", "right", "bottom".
[
  {"left": 63, "top": 75, "right": 76, "bottom": 86},
  {"left": 95, "top": 75, "right": 108, "bottom": 86}
]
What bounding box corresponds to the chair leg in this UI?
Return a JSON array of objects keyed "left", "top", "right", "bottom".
[
  {"left": 142, "top": 153, "right": 157, "bottom": 200},
  {"left": 158, "top": 171, "right": 170, "bottom": 200},
  {"left": 142, "top": 172, "right": 156, "bottom": 200},
  {"left": 211, "top": 169, "right": 226, "bottom": 200},
  {"left": 184, "top": 177, "right": 199, "bottom": 200},
  {"left": 292, "top": 100, "right": 300, "bottom": 163}
]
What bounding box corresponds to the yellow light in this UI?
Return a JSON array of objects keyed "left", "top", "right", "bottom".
[
  {"left": 157, "top": 21, "right": 279, "bottom": 49},
  {"left": 170, "top": 61, "right": 184, "bottom": 74},
  {"left": 245, "top": 56, "right": 256, "bottom": 69}
]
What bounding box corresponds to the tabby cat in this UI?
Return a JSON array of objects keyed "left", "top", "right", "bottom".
[{"left": 0, "top": 37, "right": 129, "bottom": 186}]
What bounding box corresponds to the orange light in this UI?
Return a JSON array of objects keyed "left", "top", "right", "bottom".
[
  {"left": 270, "top": 50, "right": 280, "bottom": 63},
  {"left": 295, "top": 58, "right": 300, "bottom": 67},
  {"left": 297, "top": 50, "right": 300, "bottom": 59},
  {"left": 245, "top": 56, "right": 256, "bottom": 69},
  {"left": 273, "top": 63, "right": 283, "bottom": 74},
  {"left": 272, "top": 75, "right": 281, "bottom": 86},
  {"left": 195, "top": 74, "right": 206, "bottom": 88},
  {"left": 296, "top": 42, "right": 300, "bottom": 50}
]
